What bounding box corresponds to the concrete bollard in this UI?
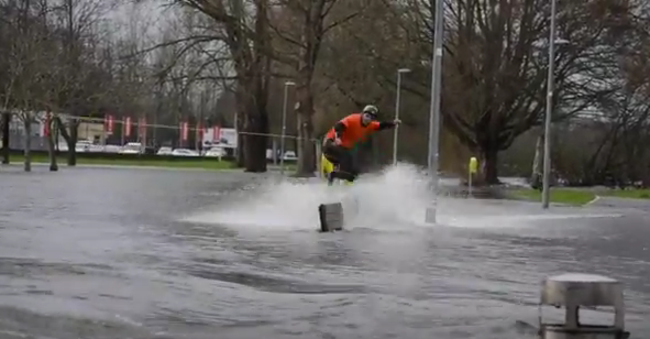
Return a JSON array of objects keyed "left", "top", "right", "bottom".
[
  {"left": 318, "top": 202, "right": 344, "bottom": 232},
  {"left": 538, "top": 273, "right": 629, "bottom": 339}
]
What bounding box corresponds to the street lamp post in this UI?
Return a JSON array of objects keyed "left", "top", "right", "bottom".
[
  {"left": 542, "top": 0, "right": 557, "bottom": 209},
  {"left": 280, "top": 81, "right": 295, "bottom": 175},
  {"left": 392, "top": 68, "right": 411, "bottom": 165},
  {"left": 424, "top": 0, "right": 444, "bottom": 224}
]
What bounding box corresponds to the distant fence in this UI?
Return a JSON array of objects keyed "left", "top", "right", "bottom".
[
  {"left": 2, "top": 149, "right": 303, "bottom": 165},
  {"left": 2, "top": 113, "right": 320, "bottom": 155}
]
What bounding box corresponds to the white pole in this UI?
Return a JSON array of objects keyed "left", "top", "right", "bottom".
[
  {"left": 315, "top": 140, "right": 322, "bottom": 178},
  {"left": 468, "top": 170, "right": 472, "bottom": 198},
  {"left": 426, "top": 0, "right": 444, "bottom": 224},
  {"left": 393, "top": 68, "right": 410, "bottom": 165},
  {"left": 542, "top": 0, "right": 557, "bottom": 209},
  {"left": 280, "top": 81, "right": 295, "bottom": 175}
]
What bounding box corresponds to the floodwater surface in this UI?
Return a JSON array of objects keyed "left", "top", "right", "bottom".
[{"left": 0, "top": 164, "right": 648, "bottom": 339}]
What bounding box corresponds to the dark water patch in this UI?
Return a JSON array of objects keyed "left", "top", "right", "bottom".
[
  {"left": 185, "top": 268, "right": 367, "bottom": 295},
  {"left": 0, "top": 257, "right": 108, "bottom": 278},
  {"left": 0, "top": 305, "right": 167, "bottom": 339}
]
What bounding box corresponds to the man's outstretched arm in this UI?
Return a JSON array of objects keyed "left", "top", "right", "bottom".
[{"left": 372, "top": 119, "right": 401, "bottom": 131}]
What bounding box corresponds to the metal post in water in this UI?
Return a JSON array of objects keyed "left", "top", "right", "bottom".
[
  {"left": 280, "top": 81, "right": 295, "bottom": 175},
  {"left": 393, "top": 68, "right": 411, "bottom": 165},
  {"left": 425, "top": 0, "right": 444, "bottom": 224}
]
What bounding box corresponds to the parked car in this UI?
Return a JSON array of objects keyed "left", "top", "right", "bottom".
[
  {"left": 283, "top": 151, "right": 297, "bottom": 161},
  {"left": 119, "top": 142, "right": 142, "bottom": 154},
  {"left": 75, "top": 140, "right": 92, "bottom": 152},
  {"left": 104, "top": 144, "right": 121, "bottom": 153},
  {"left": 156, "top": 146, "right": 173, "bottom": 155},
  {"left": 204, "top": 147, "right": 226, "bottom": 158},
  {"left": 171, "top": 148, "right": 200, "bottom": 157}
]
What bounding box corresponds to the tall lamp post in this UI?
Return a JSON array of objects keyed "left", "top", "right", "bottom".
[
  {"left": 425, "top": 0, "right": 444, "bottom": 224},
  {"left": 392, "top": 68, "right": 411, "bottom": 165},
  {"left": 542, "top": 0, "right": 562, "bottom": 209},
  {"left": 280, "top": 81, "right": 295, "bottom": 175}
]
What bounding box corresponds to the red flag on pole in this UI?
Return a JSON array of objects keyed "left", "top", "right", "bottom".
[
  {"left": 124, "top": 117, "right": 132, "bottom": 137},
  {"left": 139, "top": 117, "right": 147, "bottom": 145},
  {"left": 181, "top": 122, "right": 188, "bottom": 141},
  {"left": 213, "top": 126, "right": 221, "bottom": 142},
  {"left": 139, "top": 117, "right": 146, "bottom": 136},
  {"left": 41, "top": 112, "right": 51, "bottom": 137},
  {"left": 105, "top": 115, "right": 114, "bottom": 133}
]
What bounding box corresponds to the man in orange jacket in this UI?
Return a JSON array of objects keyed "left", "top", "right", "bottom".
[{"left": 322, "top": 105, "right": 401, "bottom": 185}]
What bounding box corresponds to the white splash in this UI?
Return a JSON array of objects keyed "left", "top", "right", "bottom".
[{"left": 181, "top": 163, "right": 434, "bottom": 232}]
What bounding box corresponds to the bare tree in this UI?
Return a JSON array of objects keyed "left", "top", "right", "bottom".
[
  {"left": 268, "top": 0, "right": 368, "bottom": 176},
  {"left": 1, "top": 0, "right": 59, "bottom": 171},
  {"left": 165, "top": 0, "right": 272, "bottom": 172},
  {"left": 51, "top": 0, "right": 117, "bottom": 166}
]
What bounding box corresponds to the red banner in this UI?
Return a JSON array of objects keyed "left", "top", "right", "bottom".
[
  {"left": 124, "top": 117, "right": 131, "bottom": 137},
  {"left": 41, "top": 112, "right": 51, "bottom": 137},
  {"left": 105, "top": 115, "right": 114, "bottom": 133},
  {"left": 181, "top": 122, "right": 188, "bottom": 141},
  {"left": 213, "top": 126, "right": 220, "bottom": 141},
  {"left": 138, "top": 117, "right": 147, "bottom": 137}
]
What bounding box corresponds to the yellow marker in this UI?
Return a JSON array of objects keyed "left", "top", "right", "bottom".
[
  {"left": 321, "top": 154, "right": 334, "bottom": 179},
  {"left": 469, "top": 157, "right": 478, "bottom": 174}
]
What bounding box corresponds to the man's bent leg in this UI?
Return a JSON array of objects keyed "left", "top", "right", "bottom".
[
  {"left": 322, "top": 141, "right": 342, "bottom": 185},
  {"left": 336, "top": 149, "right": 357, "bottom": 183}
]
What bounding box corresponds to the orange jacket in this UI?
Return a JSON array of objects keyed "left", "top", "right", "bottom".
[{"left": 325, "top": 113, "right": 382, "bottom": 149}]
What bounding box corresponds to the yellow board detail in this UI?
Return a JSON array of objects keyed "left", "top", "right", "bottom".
[
  {"left": 321, "top": 154, "right": 334, "bottom": 177},
  {"left": 320, "top": 154, "right": 353, "bottom": 185}
]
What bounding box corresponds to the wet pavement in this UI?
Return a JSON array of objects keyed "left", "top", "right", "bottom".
[{"left": 0, "top": 165, "right": 648, "bottom": 339}]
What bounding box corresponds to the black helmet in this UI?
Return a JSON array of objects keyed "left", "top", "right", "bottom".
[{"left": 362, "top": 105, "right": 379, "bottom": 118}]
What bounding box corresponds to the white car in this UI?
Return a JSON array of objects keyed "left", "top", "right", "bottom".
[
  {"left": 171, "top": 148, "right": 200, "bottom": 157},
  {"left": 283, "top": 151, "right": 297, "bottom": 161},
  {"left": 56, "top": 142, "right": 69, "bottom": 152},
  {"left": 156, "top": 146, "right": 173, "bottom": 155},
  {"left": 76, "top": 140, "right": 92, "bottom": 152},
  {"left": 89, "top": 144, "right": 105, "bottom": 152},
  {"left": 119, "top": 142, "right": 142, "bottom": 154},
  {"left": 104, "top": 144, "right": 122, "bottom": 153},
  {"left": 204, "top": 147, "right": 226, "bottom": 158}
]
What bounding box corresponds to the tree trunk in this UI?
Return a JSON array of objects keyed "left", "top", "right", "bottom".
[
  {"left": 46, "top": 118, "right": 58, "bottom": 172},
  {"left": 479, "top": 145, "right": 499, "bottom": 185},
  {"left": 23, "top": 115, "right": 31, "bottom": 172},
  {"left": 242, "top": 114, "right": 268, "bottom": 172},
  {"left": 1, "top": 113, "right": 10, "bottom": 164},
  {"left": 235, "top": 109, "right": 245, "bottom": 168},
  {"left": 67, "top": 121, "right": 78, "bottom": 166},
  {"left": 54, "top": 117, "right": 79, "bottom": 166},
  {"left": 240, "top": 85, "right": 268, "bottom": 172}
]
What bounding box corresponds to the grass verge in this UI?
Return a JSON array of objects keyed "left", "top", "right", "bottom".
[
  {"left": 507, "top": 188, "right": 596, "bottom": 206},
  {"left": 3, "top": 154, "right": 298, "bottom": 171},
  {"left": 597, "top": 189, "right": 650, "bottom": 200},
  {"left": 6, "top": 154, "right": 238, "bottom": 170}
]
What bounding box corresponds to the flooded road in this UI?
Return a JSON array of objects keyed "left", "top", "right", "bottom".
[{"left": 0, "top": 165, "right": 648, "bottom": 339}]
